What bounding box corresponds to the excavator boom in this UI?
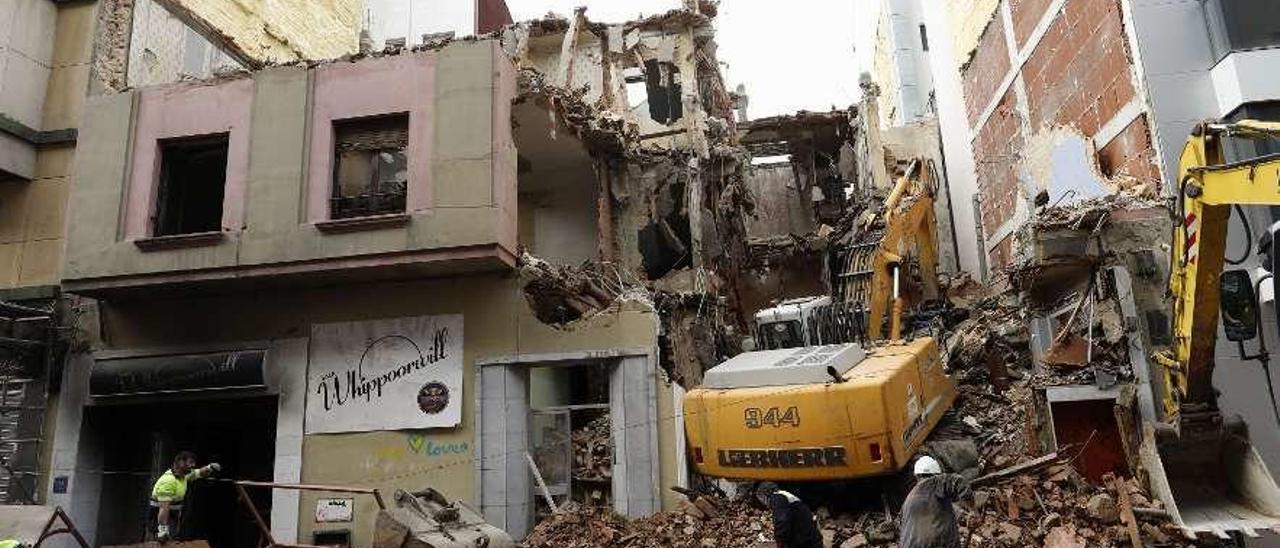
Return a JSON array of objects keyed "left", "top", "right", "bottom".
[{"left": 1148, "top": 121, "right": 1280, "bottom": 538}]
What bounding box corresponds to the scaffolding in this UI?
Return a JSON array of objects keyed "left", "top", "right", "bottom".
[{"left": 0, "top": 292, "right": 61, "bottom": 504}]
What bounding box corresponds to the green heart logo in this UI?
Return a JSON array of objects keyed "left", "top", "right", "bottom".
[{"left": 408, "top": 433, "right": 426, "bottom": 453}]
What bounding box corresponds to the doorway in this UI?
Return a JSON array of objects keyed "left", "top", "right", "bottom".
[
  {"left": 86, "top": 395, "right": 277, "bottom": 548},
  {"left": 528, "top": 363, "right": 614, "bottom": 521}
]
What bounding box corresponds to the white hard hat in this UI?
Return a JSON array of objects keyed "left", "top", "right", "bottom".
[{"left": 914, "top": 455, "right": 942, "bottom": 476}]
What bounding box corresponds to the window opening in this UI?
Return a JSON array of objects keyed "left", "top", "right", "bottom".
[
  {"left": 643, "top": 60, "right": 684, "bottom": 125},
  {"left": 1203, "top": 0, "right": 1280, "bottom": 60},
  {"left": 153, "top": 134, "right": 229, "bottom": 237},
  {"left": 331, "top": 114, "right": 409, "bottom": 219},
  {"left": 528, "top": 364, "right": 613, "bottom": 521}
]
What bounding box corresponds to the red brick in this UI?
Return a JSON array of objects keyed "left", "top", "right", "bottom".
[
  {"left": 1010, "top": 0, "right": 1056, "bottom": 49},
  {"left": 973, "top": 89, "right": 1026, "bottom": 239},
  {"left": 1022, "top": 0, "right": 1133, "bottom": 133},
  {"left": 1096, "top": 114, "right": 1160, "bottom": 188},
  {"left": 962, "top": 15, "right": 1012, "bottom": 127},
  {"left": 989, "top": 236, "right": 1015, "bottom": 270}
]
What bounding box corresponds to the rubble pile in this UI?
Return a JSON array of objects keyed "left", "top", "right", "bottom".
[
  {"left": 929, "top": 243, "right": 1231, "bottom": 546},
  {"left": 963, "top": 469, "right": 1196, "bottom": 547},
  {"left": 572, "top": 415, "right": 612, "bottom": 481},
  {"left": 1031, "top": 193, "right": 1163, "bottom": 231},
  {"left": 518, "top": 253, "right": 651, "bottom": 325},
  {"left": 516, "top": 68, "right": 637, "bottom": 157},
  {"left": 522, "top": 496, "right": 775, "bottom": 548}
]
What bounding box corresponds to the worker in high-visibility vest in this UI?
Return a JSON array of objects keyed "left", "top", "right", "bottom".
[
  {"left": 149, "top": 451, "right": 220, "bottom": 541},
  {"left": 0, "top": 540, "right": 26, "bottom": 548}
]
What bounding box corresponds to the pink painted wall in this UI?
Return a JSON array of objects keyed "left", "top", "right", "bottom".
[
  {"left": 124, "top": 79, "right": 254, "bottom": 239},
  {"left": 308, "top": 53, "right": 436, "bottom": 221}
]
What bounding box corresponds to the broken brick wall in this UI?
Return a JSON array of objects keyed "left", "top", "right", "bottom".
[
  {"left": 958, "top": 0, "right": 1163, "bottom": 270},
  {"left": 973, "top": 89, "right": 1025, "bottom": 243}
]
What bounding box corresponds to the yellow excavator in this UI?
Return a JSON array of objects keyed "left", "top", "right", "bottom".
[
  {"left": 1148, "top": 120, "right": 1280, "bottom": 539},
  {"left": 683, "top": 160, "right": 957, "bottom": 483}
]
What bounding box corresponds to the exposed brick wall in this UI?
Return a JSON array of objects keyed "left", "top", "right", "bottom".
[
  {"left": 989, "top": 236, "right": 1014, "bottom": 270},
  {"left": 1097, "top": 114, "right": 1161, "bottom": 186},
  {"left": 957, "top": 0, "right": 1158, "bottom": 272},
  {"left": 1022, "top": 0, "right": 1134, "bottom": 134},
  {"left": 973, "top": 89, "right": 1024, "bottom": 239},
  {"left": 961, "top": 15, "right": 1010, "bottom": 126},
  {"left": 477, "top": 0, "right": 513, "bottom": 34},
  {"left": 1009, "top": 0, "right": 1054, "bottom": 50}
]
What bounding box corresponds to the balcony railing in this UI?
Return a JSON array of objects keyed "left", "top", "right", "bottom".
[{"left": 330, "top": 189, "right": 407, "bottom": 220}]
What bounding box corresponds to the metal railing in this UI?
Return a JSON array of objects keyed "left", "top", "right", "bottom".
[{"left": 330, "top": 189, "right": 407, "bottom": 220}]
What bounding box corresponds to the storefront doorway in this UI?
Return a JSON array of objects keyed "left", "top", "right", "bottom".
[
  {"left": 529, "top": 363, "right": 614, "bottom": 519},
  {"left": 86, "top": 395, "right": 277, "bottom": 548},
  {"left": 477, "top": 351, "right": 661, "bottom": 538}
]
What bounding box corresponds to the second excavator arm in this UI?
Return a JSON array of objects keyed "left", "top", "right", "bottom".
[{"left": 1161, "top": 120, "right": 1280, "bottom": 426}]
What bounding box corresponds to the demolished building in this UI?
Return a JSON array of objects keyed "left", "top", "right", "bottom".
[{"left": 35, "top": 2, "right": 818, "bottom": 545}]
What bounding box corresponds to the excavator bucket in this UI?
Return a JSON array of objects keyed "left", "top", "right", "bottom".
[
  {"left": 373, "top": 488, "right": 515, "bottom": 548},
  {"left": 1141, "top": 424, "right": 1280, "bottom": 539}
]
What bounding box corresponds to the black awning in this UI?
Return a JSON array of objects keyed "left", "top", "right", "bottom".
[{"left": 90, "top": 349, "right": 266, "bottom": 397}]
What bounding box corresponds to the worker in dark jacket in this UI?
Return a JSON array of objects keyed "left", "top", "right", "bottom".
[
  {"left": 756, "top": 482, "right": 822, "bottom": 548},
  {"left": 900, "top": 455, "right": 970, "bottom": 548}
]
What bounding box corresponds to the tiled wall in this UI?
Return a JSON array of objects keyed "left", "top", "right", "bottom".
[{"left": 0, "top": 1, "right": 94, "bottom": 288}]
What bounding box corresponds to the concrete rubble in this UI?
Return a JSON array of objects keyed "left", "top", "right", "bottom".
[{"left": 522, "top": 189, "right": 1241, "bottom": 546}]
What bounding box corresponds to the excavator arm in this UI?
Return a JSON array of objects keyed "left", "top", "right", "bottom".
[
  {"left": 1147, "top": 120, "right": 1280, "bottom": 539},
  {"left": 864, "top": 160, "right": 941, "bottom": 341},
  {"left": 1164, "top": 120, "right": 1280, "bottom": 420}
]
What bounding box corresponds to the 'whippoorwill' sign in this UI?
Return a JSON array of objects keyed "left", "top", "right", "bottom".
[{"left": 306, "top": 315, "right": 463, "bottom": 434}]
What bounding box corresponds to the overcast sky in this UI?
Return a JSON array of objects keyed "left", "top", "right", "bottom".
[{"left": 506, "top": 0, "right": 868, "bottom": 119}]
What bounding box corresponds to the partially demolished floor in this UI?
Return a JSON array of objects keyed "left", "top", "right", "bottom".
[{"left": 520, "top": 195, "right": 1243, "bottom": 548}]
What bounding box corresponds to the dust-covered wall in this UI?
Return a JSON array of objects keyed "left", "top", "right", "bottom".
[
  {"left": 945, "top": 0, "right": 1001, "bottom": 70},
  {"left": 743, "top": 163, "right": 817, "bottom": 239},
  {"left": 126, "top": 0, "right": 243, "bottom": 87},
  {"left": 157, "top": 0, "right": 359, "bottom": 63}
]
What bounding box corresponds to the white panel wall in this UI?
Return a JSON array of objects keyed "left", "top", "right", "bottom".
[
  {"left": 46, "top": 354, "right": 96, "bottom": 548},
  {"left": 1211, "top": 49, "right": 1280, "bottom": 118},
  {"left": 476, "top": 363, "right": 531, "bottom": 537},
  {"left": 609, "top": 356, "right": 659, "bottom": 518},
  {"left": 887, "top": 0, "right": 934, "bottom": 124},
  {"left": 266, "top": 338, "right": 309, "bottom": 544},
  {"left": 1129, "top": 0, "right": 1220, "bottom": 188},
  {"left": 920, "top": 2, "right": 984, "bottom": 277},
  {"left": 365, "top": 0, "right": 478, "bottom": 48}
]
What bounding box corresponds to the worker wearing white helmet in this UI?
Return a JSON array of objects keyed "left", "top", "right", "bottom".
[{"left": 899, "top": 455, "right": 970, "bottom": 548}]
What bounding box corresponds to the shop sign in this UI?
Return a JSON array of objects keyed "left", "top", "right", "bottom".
[
  {"left": 306, "top": 314, "right": 463, "bottom": 433},
  {"left": 316, "top": 498, "right": 354, "bottom": 522},
  {"left": 90, "top": 350, "right": 266, "bottom": 397}
]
